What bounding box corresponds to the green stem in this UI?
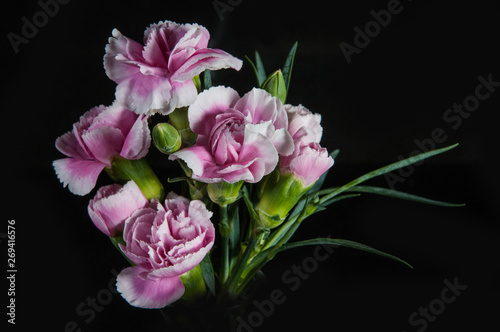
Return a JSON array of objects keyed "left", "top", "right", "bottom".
[
  {"left": 219, "top": 205, "right": 230, "bottom": 285},
  {"left": 220, "top": 236, "right": 258, "bottom": 301},
  {"left": 106, "top": 157, "right": 164, "bottom": 201}
]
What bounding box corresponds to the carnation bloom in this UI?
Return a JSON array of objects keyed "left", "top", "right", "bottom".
[
  {"left": 53, "top": 104, "right": 150, "bottom": 196},
  {"left": 255, "top": 104, "right": 333, "bottom": 228},
  {"left": 104, "top": 21, "right": 243, "bottom": 116},
  {"left": 116, "top": 193, "right": 215, "bottom": 309},
  {"left": 285, "top": 104, "right": 323, "bottom": 144},
  {"left": 280, "top": 104, "right": 333, "bottom": 187},
  {"left": 170, "top": 86, "right": 294, "bottom": 183},
  {"left": 88, "top": 181, "right": 149, "bottom": 237}
]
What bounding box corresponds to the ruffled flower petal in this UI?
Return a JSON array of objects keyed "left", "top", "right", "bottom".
[
  {"left": 188, "top": 86, "right": 240, "bottom": 136},
  {"left": 116, "top": 266, "right": 185, "bottom": 309},
  {"left": 81, "top": 126, "right": 124, "bottom": 166},
  {"left": 171, "top": 48, "right": 243, "bottom": 82},
  {"left": 121, "top": 114, "right": 151, "bottom": 160},
  {"left": 104, "top": 29, "right": 145, "bottom": 83},
  {"left": 88, "top": 181, "right": 149, "bottom": 237},
  {"left": 53, "top": 158, "right": 106, "bottom": 196},
  {"left": 169, "top": 145, "right": 215, "bottom": 179},
  {"left": 289, "top": 144, "right": 334, "bottom": 187}
]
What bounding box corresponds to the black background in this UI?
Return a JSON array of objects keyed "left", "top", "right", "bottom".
[{"left": 2, "top": 0, "right": 499, "bottom": 331}]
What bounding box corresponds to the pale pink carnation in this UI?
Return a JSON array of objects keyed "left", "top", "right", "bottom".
[
  {"left": 116, "top": 193, "right": 214, "bottom": 309},
  {"left": 280, "top": 104, "right": 333, "bottom": 187},
  {"left": 104, "top": 21, "right": 243, "bottom": 116},
  {"left": 88, "top": 181, "right": 149, "bottom": 237},
  {"left": 53, "top": 104, "right": 150, "bottom": 196},
  {"left": 170, "top": 86, "right": 294, "bottom": 183}
]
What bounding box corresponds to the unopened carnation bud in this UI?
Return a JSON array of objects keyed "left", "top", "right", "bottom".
[
  {"left": 153, "top": 123, "right": 182, "bottom": 154},
  {"left": 261, "top": 69, "right": 287, "bottom": 104},
  {"left": 255, "top": 173, "right": 311, "bottom": 229},
  {"left": 169, "top": 107, "right": 197, "bottom": 146},
  {"left": 207, "top": 181, "right": 244, "bottom": 207},
  {"left": 179, "top": 264, "right": 206, "bottom": 301}
]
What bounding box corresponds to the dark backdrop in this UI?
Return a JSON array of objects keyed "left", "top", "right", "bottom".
[{"left": 2, "top": 0, "right": 499, "bottom": 331}]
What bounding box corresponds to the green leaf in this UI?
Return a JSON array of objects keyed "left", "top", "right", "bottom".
[
  {"left": 282, "top": 42, "right": 298, "bottom": 97},
  {"left": 245, "top": 55, "right": 259, "bottom": 85},
  {"left": 200, "top": 253, "right": 216, "bottom": 296},
  {"left": 254, "top": 50, "right": 266, "bottom": 86},
  {"left": 319, "top": 143, "right": 459, "bottom": 205},
  {"left": 330, "top": 149, "right": 340, "bottom": 160},
  {"left": 204, "top": 69, "right": 212, "bottom": 90},
  {"left": 242, "top": 186, "right": 260, "bottom": 222},
  {"left": 345, "top": 185, "right": 464, "bottom": 207},
  {"left": 280, "top": 238, "right": 413, "bottom": 268},
  {"left": 318, "top": 193, "right": 361, "bottom": 209}
]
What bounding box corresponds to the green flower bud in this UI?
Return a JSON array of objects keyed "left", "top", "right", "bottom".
[
  {"left": 152, "top": 123, "right": 182, "bottom": 154},
  {"left": 207, "top": 181, "right": 244, "bottom": 207},
  {"left": 169, "top": 107, "right": 197, "bottom": 146},
  {"left": 255, "top": 173, "right": 311, "bottom": 228},
  {"left": 260, "top": 69, "right": 287, "bottom": 104},
  {"left": 180, "top": 264, "right": 206, "bottom": 301}
]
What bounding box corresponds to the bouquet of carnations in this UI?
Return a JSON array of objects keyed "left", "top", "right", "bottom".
[{"left": 53, "top": 20, "right": 460, "bottom": 316}]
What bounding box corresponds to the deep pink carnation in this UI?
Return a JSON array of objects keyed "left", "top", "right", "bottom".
[{"left": 104, "top": 21, "right": 243, "bottom": 116}]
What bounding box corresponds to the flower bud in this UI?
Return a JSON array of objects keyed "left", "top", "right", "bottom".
[
  {"left": 207, "top": 180, "right": 244, "bottom": 207},
  {"left": 153, "top": 123, "right": 182, "bottom": 154},
  {"left": 179, "top": 264, "right": 207, "bottom": 301},
  {"left": 255, "top": 173, "right": 312, "bottom": 228},
  {"left": 169, "top": 107, "right": 197, "bottom": 146},
  {"left": 261, "top": 69, "right": 287, "bottom": 104}
]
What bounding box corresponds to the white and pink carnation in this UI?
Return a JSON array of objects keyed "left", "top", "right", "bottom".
[
  {"left": 53, "top": 104, "right": 150, "bottom": 196},
  {"left": 116, "top": 192, "right": 215, "bottom": 309},
  {"left": 280, "top": 104, "right": 333, "bottom": 187},
  {"left": 104, "top": 21, "right": 243, "bottom": 116},
  {"left": 170, "top": 86, "right": 294, "bottom": 184}
]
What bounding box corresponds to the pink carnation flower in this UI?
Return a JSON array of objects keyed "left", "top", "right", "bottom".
[
  {"left": 53, "top": 104, "right": 150, "bottom": 196},
  {"left": 116, "top": 193, "right": 215, "bottom": 309},
  {"left": 281, "top": 104, "right": 333, "bottom": 187},
  {"left": 104, "top": 21, "right": 243, "bottom": 116},
  {"left": 88, "top": 181, "right": 149, "bottom": 237},
  {"left": 170, "top": 86, "right": 294, "bottom": 183}
]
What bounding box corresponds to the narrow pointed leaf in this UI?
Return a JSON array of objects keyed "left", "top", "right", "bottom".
[
  {"left": 319, "top": 143, "right": 459, "bottom": 204},
  {"left": 318, "top": 193, "right": 361, "bottom": 209},
  {"left": 346, "top": 186, "right": 464, "bottom": 207},
  {"left": 245, "top": 55, "right": 259, "bottom": 86},
  {"left": 242, "top": 186, "right": 260, "bottom": 222},
  {"left": 204, "top": 69, "right": 212, "bottom": 90},
  {"left": 200, "top": 253, "right": 216, "bottom": 296},
  {"left": 280, "top": 238, "right": 413, "bottom": 268},
  {"left": 254, "top": 50, "right": 266, "bottom": 86},
  {"left": 282, "top": 42, "right": 298, "bottom": 95}
]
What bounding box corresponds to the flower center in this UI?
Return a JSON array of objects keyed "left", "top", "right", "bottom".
[{"left": 209, "top": 109, "right": 246, "bottom": 165}]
